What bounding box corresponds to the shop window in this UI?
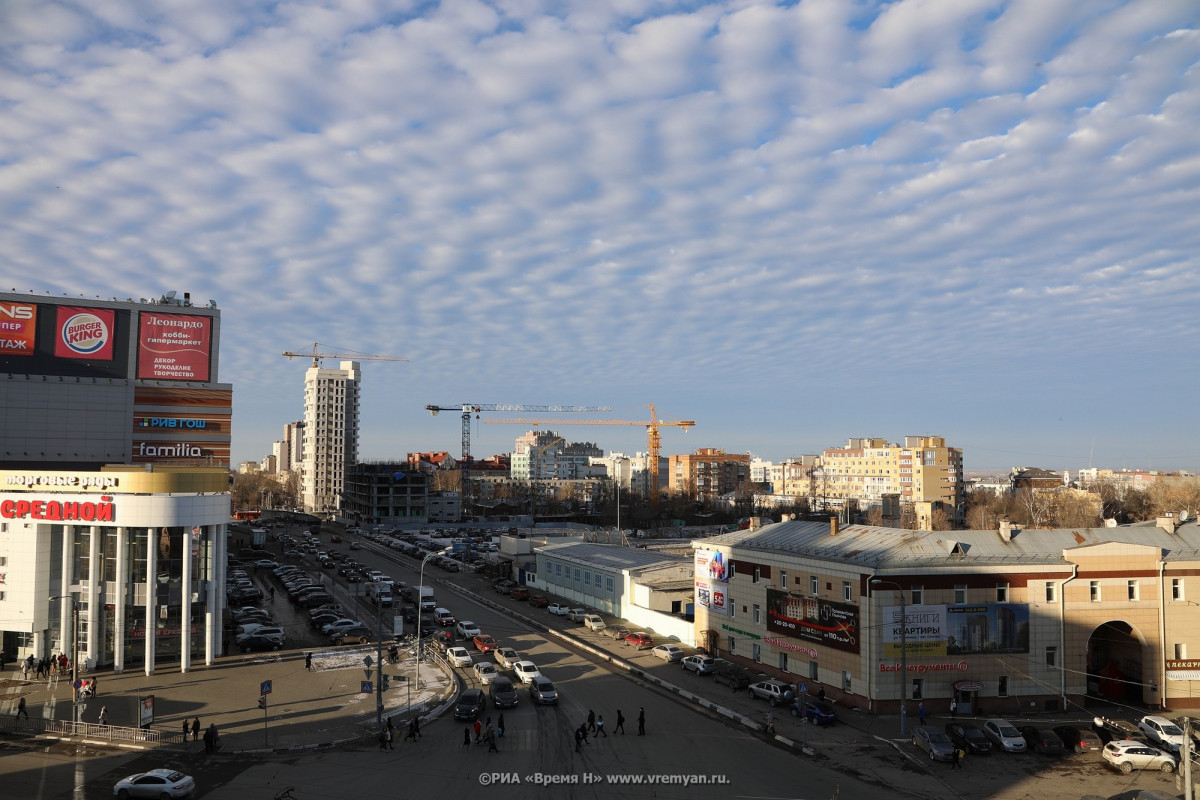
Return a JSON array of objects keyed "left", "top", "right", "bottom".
[
  {"left": 954, "top": 584, "right": 967, "bottom": 604},
  {"left": 809, "top": 661, "right": 818, "bottom": 681},
  {"left": 779, "top": 652, "right": 788, "bottom": 672},
  {"left": 842, "top": 671, "right": 852, "bottom": 693},
  {"left": 910, "top": 585, "right": 924, "bottom": 604},
  {"left": 912, "top": 678, "right": 923, "bottom": 699},
  {"left": 1045, "top": 646, "right": 1057, "bottom": 668},
  {"left": 810, "top": 575, "right": 818, "bottom": 595},
  {"left": 752, "top": 643, "right": 761, "bottom": 663},
  {"left": 752, "top": 604, "right": 761, "bottom": 624},
  {"left": 998, "top": 676, "right": 1008, "bottom": 697},
  {"left": 1090, "top": 581, "right": 1101, "bottom": 602},
  {"left": 1172, "top": 578, "right": 1185, "bottom": 601},
  {"left": 1044, "top": 582, "right": 1056, "bottom": 602},
  {"left": 842, "top": 581, "right": 852, "bottom": 602},
  {"left": 1175, "top": 643, "right": 1187, "bottom": 660},
  {"left": 1128, "top": 580, "right": 1139, "bottom": 601},
  {"left": 996, "top": 582, "right": 1008, "bottom": 602}
]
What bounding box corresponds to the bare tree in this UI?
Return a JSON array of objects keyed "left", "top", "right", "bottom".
[{"left": 1013, "top": 488, "right": 1054, "bottom": 529}]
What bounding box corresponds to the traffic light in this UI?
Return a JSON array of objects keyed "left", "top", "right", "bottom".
[
  {"left": 381, "top": 674, "right": 390, "bottom": 691},
  {"left": 257, "top": 696, "right": 267, "bottom": 710}
]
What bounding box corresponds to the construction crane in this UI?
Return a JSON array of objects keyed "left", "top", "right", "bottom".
[
  {"left": 484, "top": 404, "right": 694, "bottom": 504},
  {"left": 282, "top": 342, "right": 408, "bottom": 368},
  {"left": 425, "top": 403, "right": 611, "bottom": 515}
]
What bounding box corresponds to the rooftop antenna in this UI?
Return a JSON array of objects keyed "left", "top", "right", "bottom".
[{"left": 1088, "top": 437, "right": 1095, "bottom": 469}]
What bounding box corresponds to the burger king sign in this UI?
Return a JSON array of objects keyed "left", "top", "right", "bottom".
[{"left": 55, "top": 307, "right": 115, "bottom": 360}]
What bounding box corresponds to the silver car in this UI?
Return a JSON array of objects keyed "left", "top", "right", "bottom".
[
  {"left": 982, "top": 718, "right": 1027, "bottom": 753},
  {"left": 913, "top": 727, "right": 956, "bottom": 762}
]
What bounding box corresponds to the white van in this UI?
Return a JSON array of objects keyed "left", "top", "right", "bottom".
[{"left": 434, "top": 607, "right": 457, "bottom": 627}]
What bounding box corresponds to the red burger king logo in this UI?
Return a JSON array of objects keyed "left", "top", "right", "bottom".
[{"left": 54, "top": 307, "right": 115, "bottom": 360}]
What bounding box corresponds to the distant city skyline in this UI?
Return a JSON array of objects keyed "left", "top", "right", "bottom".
[{"left": 4, "top": 2, "right": 1197, "bottom": 476}]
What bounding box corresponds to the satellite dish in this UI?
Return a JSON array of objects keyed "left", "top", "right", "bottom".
[{"left": 1181, "top": 510, "right": 1190, "bottom": 523}]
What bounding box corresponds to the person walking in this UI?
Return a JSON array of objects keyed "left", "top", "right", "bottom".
[
  {"left": 412, "top": 716, "right": 422, "bottom": 739},
  {"left": 596, "top": 715, "right": 607, "bottom": 737},
  {"left": 202, "top": 725, "right": 213, "bottom": 754},
  {"left": 950, "top": 698, "right": 957, "bottom": 719},
  {"left": 462, "top": 727, "right": 472, "bottom": 749},
  {"left": 497, "top": 713, "right": 505, "bottom": 738},
  {"left": 378, "top": 728, "right": 389, "bottom": 751},
  {"left": 615, "top": 710, "right": 625, "bottom": 734},
  {"left": 574, "top": 727, "right": 584, "bottom": 753},
  {"left": 473, "top": 718, "right": 483, "bottom": 743},
  {"left": 206, "top": 723, "right": 219, "bottom": 754},
  {"left": 269, "top": 586, "right": 275, "bottom": 602},
  {"left": 578, "top": 723, "right": 588, "bottom": 746},
  {"left": 182, "top": 719, "right": 190, "bottom": 742},
  {"left": 98, "top": 706, "right": 108, "bottom": 726},
  {"left": 918, "top": 701, "right": 926, "bottom": 726},
  {"left": 305, "top": 652, "right": 313, "bottom": 670},
  {"left": 637, "top": 707, "right": 646, "bottom": 736},
  {"left": 951, "top": 747, "right": 964, "bottom": 770},
  {"left": 192, "top": 717, "right": 201, "bottom": 741},
  {"left": 487, "top": 727, "right": 499, "bottom": 752},
  {"left": 587, "top": 709, "right": 596, "bottom": 733},
  {"left": 91, "top": 676, "right": 98, "bottom": 697},
  {"left": 17, "top": 696, "right": 28, "bottom": 719},
  {"left": 765, "top": 711, "right": 775, "bottom": 735}
]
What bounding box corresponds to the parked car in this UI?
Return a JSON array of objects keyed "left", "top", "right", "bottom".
[
  {"left": 529, "top": 675, "right": 558, "bottom": 705},
  {"left": 446, "top": 646, "right": 473, "bottom": 667},
  {"left": 547, "top": 603, "right": 570, "bottom": 616},
  {"left": 623, "top": 632, "right": 653, "bottom": 650},
  {"left": 791, "top": 700, "right": 838, "bottom": 726},
  {"left": 239, "top": 634, "right": 282, "bottom": 653},
  {"left": 473, "top": 661, "right": 499, "bottom": 684},
  {"left": 581, "top": 614, "right": 606, "bottom": 632},
  {"left": 712, "top": 662, "right": 754, "bottom": 690},
  {"left": 608, "top": 625, "right": 631, "bottom": 641},
  {"left": 113, "top": 769, "right": 195, "bottom": 799},
  {"left": 1020, "top": 726, "right": 1066, "bottom": 755},
  {"left": 489, "top": 676, "right": 520, "bottom": 708},
  {"left": 945, "top": 722, "right": 992, "bottom": 755},
  {"left": 566, "top": 608, "right": 588, "bottom": 622},
  {"left": 1139, "top": 715, "right": 1186, "bottom": 753},
  {"left": 456, "top": 621, "right": 482, "bottom": 639},
  {"left": 1102, "top": 740, "right": 1176, "bottom": 774},
  {"left": 494, "top": 647, "right": 520, "bottom": 670},
  {"left": 528, "top": 594, "right": 550, "bottom": 608},
  {"left": 748, "top": 680, "right": 794, "bottom": 706},
  {"left": 509, "top": 587, "right": 531, "bottom": 601},
  {"left": 982, "top": 718, "right": 1027, "bottom": 753},
  {"left": 330, "top": 626, "right": 374, "bottom": 645},
  {"left": 473, "top": 634, "right": 499, "bottom": 653},
  {"left": 299, "top": 592, "right": 335, "bottom": 608},
  {"left": 454, "top": 688, "right": 485, "bottom": 720},
  {"left": 681, "top": 655, "right": 718, "bottom": 675},
  {"left": 494, "top": 579, "right": 517, "bottom": 594},
  {"left": 1052, "top": 724, "right": 1103, "bottom": 754},
  {"left": 651, "top": 644, "right": 685, "bottom": 662},
  {"left": 321, "top": 618, "right": 363, "bottom": 636},
  {"left": 236, "top": 626, "right": 285, "bottom": 643},
  {"left": 913, "top": 727, "right": 957, "bottom": 762},
  {"left": 512, "top": 660, "right": 542, "bottom": 684}
]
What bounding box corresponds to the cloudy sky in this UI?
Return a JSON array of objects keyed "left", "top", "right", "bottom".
[{"left": 2, "top": 0, "right": 1198, "bottom": 474}]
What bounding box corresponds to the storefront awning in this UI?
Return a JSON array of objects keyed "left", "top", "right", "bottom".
[
  {"left": 954, "top": 680, "right": 984, "bottom": 691},
  {"left": 1167, "top": 671, "right": 1200, "bottom": 681}
]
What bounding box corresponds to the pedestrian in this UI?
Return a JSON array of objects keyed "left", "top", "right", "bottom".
[
  {"left": 17, "top": 696, "right": 28, "bottom": 719},
  {"left": 587, "top": 709, "right": 596, "bottom": 733},
  {"left": 487, "top": 727, "right": 498, "bottom": 752},
  {"left": 462, "top": 727, "right": 472, "bottom": 748},
  {"left": 386, "top": 716, "right": 394, "bottom": 737},
  {"left": 269, "top": 586, "right": 275, "bottom": 601},
  {"left": 615, "top": 709, "right": 625, "bottom": 734},
  {"left": 202, "top": 726, "right": 213, "bottom": 753},
  {"left": 98, "top": 706, "right": 108, "bottom": 726},
  {"left": 206, "top": 723, "right": 219, "bottom": 753},
  {"left": 950, "top": 698, "right": 957, "bottom": 719},
  {"left": 21, "top": 659, "right": 28, "bottom": 680},
  {"left": 192, "top": 717, "right": 201, "bottom": 740},
  {"left": 473, "top": 718, "right": 482, "bottom": 743},
  {"left": 60, "top": 653, "right": 68, "bottom": 674},
  {"left": 412, "top": 715, "right": 422, "bottom": 739},
  {"left": 0, "top": 649, "right": 7, "bottom": 671},
  {"left": 35, "top": 658, "right": 44, "bottom": 680},
  {"left": 386, "top": 725, "right": 394, "bottom": 749},
  {"left": 951, "top": 747, "right": 964, "bottom": 770},
  {"left": 918, "top": 701, "right": 926, "bottom": 726},
  {"left": 574, "top": 727, "right": 584, "bottom": 753},
  {"left": 497, "top": 713, "right": 505, "bottom": 738},
  {"left": 765, "top": 711, "right": 775, "bottom": 735},
  {"left": 404, "top": 718, "right": 417, "bottom": 743},
  {"left": 596, "top": 715, "right": 607, "bottom": 737},
  {"left": 91, "top": 676, "right": 98, "bottom": 697},
  {"left": 305, "top": 652, "right": 313, "bottom": 670},
  {"left": 182, "top": 719, "right": 190, "bottom": 741},
  {"left": 818, "top": 687, "right": 826, "bottom": 703},
  {"left": 638, "top": 707, "right": 646, "bottom": 736},
  {"left": 379, "top": 728, "right": 389, "bottom": 751},
  {"left": 578, "top": 722, "right": 589, "bottom": 746}
]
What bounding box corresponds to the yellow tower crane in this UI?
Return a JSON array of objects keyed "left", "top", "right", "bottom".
[
  {"left": 484, "top": 404, "right": 695, "bottom": 504},
  {"left": 282, "top": 342, "right": 409, "bottom": 367}
]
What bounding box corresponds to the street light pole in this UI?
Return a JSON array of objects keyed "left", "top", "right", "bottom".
[
  {"left": 413, "top": 553, "right": 435, "bottom": 715},
  {"left": 50, "top": 594, "right": 80, "bottom": 727},
  {"left": 871, "top": 579, "right": 908, "bottom": 737}
]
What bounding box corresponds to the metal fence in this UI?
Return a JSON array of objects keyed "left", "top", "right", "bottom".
[{"left": 0, "top": 713, "right": 184, "bottom": 745}]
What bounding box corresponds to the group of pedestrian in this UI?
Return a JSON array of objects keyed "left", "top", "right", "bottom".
[
  {"left": 574, "top": 707, "right": 640, "bottom": 752},
  {"left": 19, "top": 654, "right": 68, "bottom": 681},
  {"left": 182, "top": 717, "right": 201, "bottom": 743},
  {"left": 202, "top": 723, "right": 220, "bottom": 754}
]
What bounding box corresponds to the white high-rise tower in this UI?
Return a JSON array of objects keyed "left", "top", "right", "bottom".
[{"left": 301, "top": 360, "right": 360, "bottom": 514}]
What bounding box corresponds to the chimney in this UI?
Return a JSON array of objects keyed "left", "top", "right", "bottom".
[
  {"left": 830, "top": 516, "right": 839, "bottom": 536},
  {"left": 1157, "top": 513, "right": 1178, "bottom": 534},
  {"left": 998, "top": 518, "right": 1019, "bottom": 543}
]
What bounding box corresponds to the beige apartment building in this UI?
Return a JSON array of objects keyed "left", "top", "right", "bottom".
[
  {"left": 693, "top": 513, "right": 1200, "bottom": 718},
  {"left": 814, "top": 435, "right": 963, "bottom": 518},
  {"left": 668, "top": 448, "right": 751, "bottom": 500}
]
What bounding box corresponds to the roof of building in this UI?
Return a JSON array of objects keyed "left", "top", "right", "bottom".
[
  {"left": 537, "top": 541, "right": 689, "bottom": 573},
  {"left": 696, "top": 518, "right": 1200, "bottom": 568}
]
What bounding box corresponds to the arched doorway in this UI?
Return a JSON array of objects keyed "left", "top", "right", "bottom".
[{"left": 1087, "top": 621, "right": 1146, "bottom": 702}]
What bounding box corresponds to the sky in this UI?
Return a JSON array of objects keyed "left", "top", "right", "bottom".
[{"left": 2, "top": 0, "right": 1198, "bottom": 475}]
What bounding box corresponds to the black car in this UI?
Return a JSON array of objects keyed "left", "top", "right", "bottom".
[
  {"left": 1020, "top": 726, "right": 1066, "bottom": 755},
  {"left": 402, "top": 606, "right": 419, "bottom": 624},
  {"left": 945, "top": 722, "right": 992, "bottom": 755},
  {"left": 299, "top": 592, "right": 335, "bottom": 608},
  {"left": 1053, "top": 725, "right": 1104, "bottom": 754},
  {"left": 490, "top": 677, "right": 519, "bottom": 709},
  {"left": 713, "top": 663, "right": 754, "bottom": 690},
  {"left": 454, "top": 689, "right": 485, "bottom": 720},
  {"left": 240, "top": 634, "right": 282, "bottom": 653}
]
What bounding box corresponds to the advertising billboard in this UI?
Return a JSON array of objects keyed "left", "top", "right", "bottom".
[
  {"left": 0, "top": 301, "right": 37, "bottom": 355},
  {"left": 766, "top": 589, "right": 860, "bottom": 654},
  {"left": 882, "top": 603, "right": 1030, "bottom": 658},
  {"left": 694, "top": 550, "right": 730, "bottom": 616},
  {"left": 55, "top": 306, "right": 115, "bottom": 361},
  {"left": 137, "top": 313, "right": 212, "bottom": 381}
]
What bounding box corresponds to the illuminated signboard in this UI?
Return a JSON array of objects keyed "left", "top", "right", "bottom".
[
  {"left": 0, "top": 302, "right": 37, "bottom": 355},
  {"left": 137, "top": 313, "right": 212, "bottom": 381},
  {"left": 766, "top": 589, "right": 860, "bottom": 654},
  {"left": 694, "top": 550, "right": 730, "bottom": 616},
  {"left": 882, "top": 604, "right": 1030, "bottom": 657},
  {"left": 54, "top": 306, "right": 115, "bottom": 361}
]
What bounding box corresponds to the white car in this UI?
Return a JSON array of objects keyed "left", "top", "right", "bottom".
[
  {"left": 320, "top": 618, "right": 362, "bottom": 635},
  {"left": 512, "top": 660, "right": 543, "bottom": 684},
  {"left": 651, "top": 644, "right": 684, "bottom": 662},
  {"left": 547, "top": 603, "right": 570, "bottom": 616},
  {"left": 581, "top": 614, "right": 606, "bottom": 631},
  {"left": 113, "top": 769, "right": 195, "bottom": 799},
  {"left": 1138, "top": 715, "right": 1186, "bottom": 752},
  {"left": 982, "top": 718, "right": 1027, "bottom": 752},
  {"left": 473, "top": 661, "right": 499, "bottom": 684},
  {"left": 680, "top": 655, "right": 718, "bottom": 675},
  {"left": 1103, "top": 740, "right": 1177, "bottom": 774},
  {"left": 494, "top": 647, "right": 521, "bottom": 670},
  {"left": 446, "top": 646, "right": 473, "bottom": 667},
  {"left": 566, "top": 608, "right": 588, "bottom": 622},
  {"left": 456, "top": 620, "right": 482, "bottom": 638}
]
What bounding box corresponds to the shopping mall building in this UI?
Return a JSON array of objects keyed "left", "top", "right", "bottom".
[{"left": 0, "top": 291, "right": 232, "bottom": 674}]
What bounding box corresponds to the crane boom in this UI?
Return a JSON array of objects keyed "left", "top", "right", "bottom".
[
  {"left": 424, "top": 403, "right": 611, "bottom": 514},
  {"left": 483, "top": 404, "right": 694, "bottom": 504},
  {"left": 283, "top": 342, "right": 408, "bottom": 368}
]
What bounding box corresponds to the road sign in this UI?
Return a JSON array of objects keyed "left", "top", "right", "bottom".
[
  {"left": 361, "top": 681, "right": 372, "bottom": 693},
  {"left": 261, "top": 680, "right": 273, "bottom": 695},
  {"left": 796, "top": 682, "right": 808, "bottom": 695}
]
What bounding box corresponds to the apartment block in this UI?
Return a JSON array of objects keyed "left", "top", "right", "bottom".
[{"left": 668, "top": 447, "right": 751, "bottom": 499}]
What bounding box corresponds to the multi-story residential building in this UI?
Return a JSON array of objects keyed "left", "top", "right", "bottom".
[
  {"left": 301, "top": 360, "right": 360, "bottom": 515},
  {"left": 695, "top": 513, "right": 1200, "bottom": 715},
  {"left": 899, "top": 436, "right": 963, "bottom": 513},
  {"left": 589, "top": 452, "right": 665, "bottom": 497},
  {"left": 341, "top": 461, "right": 430, "bottom": 526},
  {"left": 510, "top": 431, "right": 602, "bottom": 481},
  {"left": 812, "top": 436, "right": 963, "bottom": 522},
  {"left": 668, "top": 448, "right": 751, "bottom": 500},
  {"left": 272, "top": 420, "right": 304, "bottom": 476}
]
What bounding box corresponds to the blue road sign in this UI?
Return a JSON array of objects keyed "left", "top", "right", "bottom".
[
  {"left": 261, "top": 680, "right": 273, "bottom": 695},
  {"left": 361, "top": 681, "right": 372, "bottom": 693}
]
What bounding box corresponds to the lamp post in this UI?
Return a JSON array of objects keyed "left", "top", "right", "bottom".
[
  {"left": 50, "top": 594, "right": 80, "bottom": 726},
  {"left": 413, "top": 553, "right": 436, "bottom": 715},
  {"left": 871, "top": 579, "right": 908, "bottom": 736}
]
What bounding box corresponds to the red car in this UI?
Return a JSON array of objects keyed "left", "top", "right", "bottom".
[
  {"left": 473, "top": 633, "right": 499, "bottom": 653},
  {"left": 528, "top": 594, "right": 550, "bottom": 608},
  {"left": 509, "top": 587, "right": 531, "bottom": 601},
  {"left": 624, "top": 632, "right": 654, "bottom": 650}
]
